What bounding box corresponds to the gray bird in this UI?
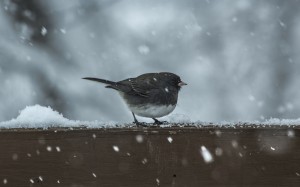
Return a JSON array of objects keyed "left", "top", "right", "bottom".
[{"left": 83, "top": 72, "right": 187, "bottom": 126}]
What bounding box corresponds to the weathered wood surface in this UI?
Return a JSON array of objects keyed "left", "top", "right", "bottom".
[{"left": 0, "top": 126, "right": 300, "bottom": 187}]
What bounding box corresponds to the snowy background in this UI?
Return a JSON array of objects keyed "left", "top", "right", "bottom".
[{"left": 1, "top": 0, "right": 300, "bottom": 124}]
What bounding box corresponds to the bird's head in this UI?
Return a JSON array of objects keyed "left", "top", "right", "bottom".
[{"left": 159, "top": 72, "right": 187, "bottom": 91}]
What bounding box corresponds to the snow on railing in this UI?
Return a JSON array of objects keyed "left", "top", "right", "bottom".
[{"left": 0, "top": 105, "right": 300, "bottom": 129}]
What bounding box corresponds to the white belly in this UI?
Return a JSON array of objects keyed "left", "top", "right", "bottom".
[{"left": 129, "top": 104, "right": 176, "bottom": 118}]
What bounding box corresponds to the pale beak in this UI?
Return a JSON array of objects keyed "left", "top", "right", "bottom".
[{"left": 178, "top": 81, "right": 187, "bottom": 87}]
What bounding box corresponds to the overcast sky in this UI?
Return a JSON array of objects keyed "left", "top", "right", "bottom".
[{"left": 1, "top": 0, "right": 300, "bottom": 123}]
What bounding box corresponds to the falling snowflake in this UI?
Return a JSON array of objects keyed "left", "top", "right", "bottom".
[
  {"left": 113, "top": 146, "right": 119, "bottom": 152},
  {"left": 60, "top": 28, "right": 66, "bottom": 34},
  {"left": 156, "top": 178, "right": 160, "bottom": 186},
  {"left": 41, "top": 27, "right": 47, "bottom": 36},
  {"left": 56, "top": 146, "right": 61, "bottom": 152},
  {"left": 136, "top": 135, "right": 144, "bottom": 143},
  {"left": 215, "top": 147, "right": 223, "bottom": 156},
  {"left": 200, "top": 146, "right": 214, "bottom": 163},
  {"left": 46, "top": 146, "right": 52, "bottom": 152},
  {"left": 142, "top": 158, "right": 148, "bottom": 164}
]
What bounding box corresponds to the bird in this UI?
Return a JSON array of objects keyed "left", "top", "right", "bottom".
[{"left": 83, "top": 72, "right": 187, "bottom": 126}]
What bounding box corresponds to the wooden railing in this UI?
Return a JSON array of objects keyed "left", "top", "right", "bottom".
[{"left": 0, "top": 125, "right": 299, "bottom": 186}]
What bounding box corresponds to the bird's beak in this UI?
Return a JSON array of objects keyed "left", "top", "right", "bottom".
[{"left": 178, "top": 81, "right": 187, "bottom": 87}]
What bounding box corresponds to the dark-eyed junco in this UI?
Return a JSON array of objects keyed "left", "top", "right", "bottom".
[{"left": 83, "top": 72, "right": 187, "bottom": 126}]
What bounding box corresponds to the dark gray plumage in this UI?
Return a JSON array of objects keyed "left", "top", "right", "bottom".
[{"left": 83, "top": 72, "right": 187, "bottom": 126}]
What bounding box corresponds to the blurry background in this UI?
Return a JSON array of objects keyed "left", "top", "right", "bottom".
[{"left": 0, "top": 0, "right": 300, "bottom": 123}]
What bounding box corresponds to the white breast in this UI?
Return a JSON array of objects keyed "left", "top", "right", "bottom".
[{"left": 128, "top": 104, "right": 176, "bottom": 118}]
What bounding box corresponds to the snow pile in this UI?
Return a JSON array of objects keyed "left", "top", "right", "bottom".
[
  {"left": 0, "top": 105, "right": 299, "bottom": 129},
  {"left": 0, "top": 105, "right": 117, "bottom": 129}
]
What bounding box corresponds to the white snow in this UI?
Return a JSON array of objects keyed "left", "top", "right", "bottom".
[
  {"left": 135, "top": 135, "right": 144, "bottom": 143},
  {"left": 0, "top": 105, "right": 299, "bottom": 129},
  {"left": 12, "top": 154, "right": 18, "bottom": 161},
  {"left": 167, "top": 136, "right": 173, "bottom": 143},
  {"left": 46, "top": 146, "right": 52, "bottom": 152},
  {"left": 162, "top": 113, "right": 192, "bottom": 124},
  {"left": 156, "top": 178, "right": 160, "bottom": 186},
  {"left": 141, "top": 158, "right": 148, "bottom": 164},
  {"left": 112, "top": 146, "right": 119, "bottom": 152},
  {"left": 0, "top": 105, "right": 117, "bottom": 129},
  {"left": 215, "top": 130, "right": 222, "bottom": 137},
  {"left": 0, "top": 105, "right": 76, "bottom": 128},
  {"left": 200, "top": 146, "right": 214, "bottom": 163},
  {"left": 41, "top": 27, "right": 47, "bottom": 36},
  {"left": 231, "top": 140, "right": 238, "bottom": 148},
  {"left": 215, "top": 147, "right": 223, "bottom": 156},
  {"left": 56, "top": 146, "right": 61, "bottom": 152},
  {"left": 287, "top": 130, "right": 295, "bottom": 138},
  {"left": 60, "top": 28, "right": 66, "bottom": 34}
]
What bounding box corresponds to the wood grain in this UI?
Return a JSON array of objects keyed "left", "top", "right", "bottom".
[{"left": 0, "top": 126, "right": 299, "bottom": 186}]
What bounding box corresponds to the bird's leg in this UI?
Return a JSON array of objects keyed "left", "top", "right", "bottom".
[
  {"left": 132, "top": 112, "right": 139, "bottom": 123},
  {"left": 132, "top": 112, "right": 147, "bottom": 127}
]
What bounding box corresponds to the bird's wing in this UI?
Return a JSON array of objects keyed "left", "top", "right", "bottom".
[
  {"left": 118, "top": 75, "right": 160, "bottom": 97},
  {"left": 129, "top": 80, "right": 150, "bottom": 97}
]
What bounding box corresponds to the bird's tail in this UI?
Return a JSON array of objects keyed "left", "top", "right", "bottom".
[{"left": 82, "top": 77, "right": 116, "bottom": 85}]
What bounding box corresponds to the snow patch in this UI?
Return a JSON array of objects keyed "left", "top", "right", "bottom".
[
  {"left": 0, "top": 105, "right": 75, "bottom": 128},
  {"left": 0, "top": 105, "right": 300, "bottom": 129},
  {"left": 0, "top": 105, "right": 117, "bottom": 129}
]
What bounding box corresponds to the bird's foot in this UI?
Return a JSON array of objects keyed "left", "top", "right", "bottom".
[{"left": 152, "top": 118, "right": 168, "bottom": 125}]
